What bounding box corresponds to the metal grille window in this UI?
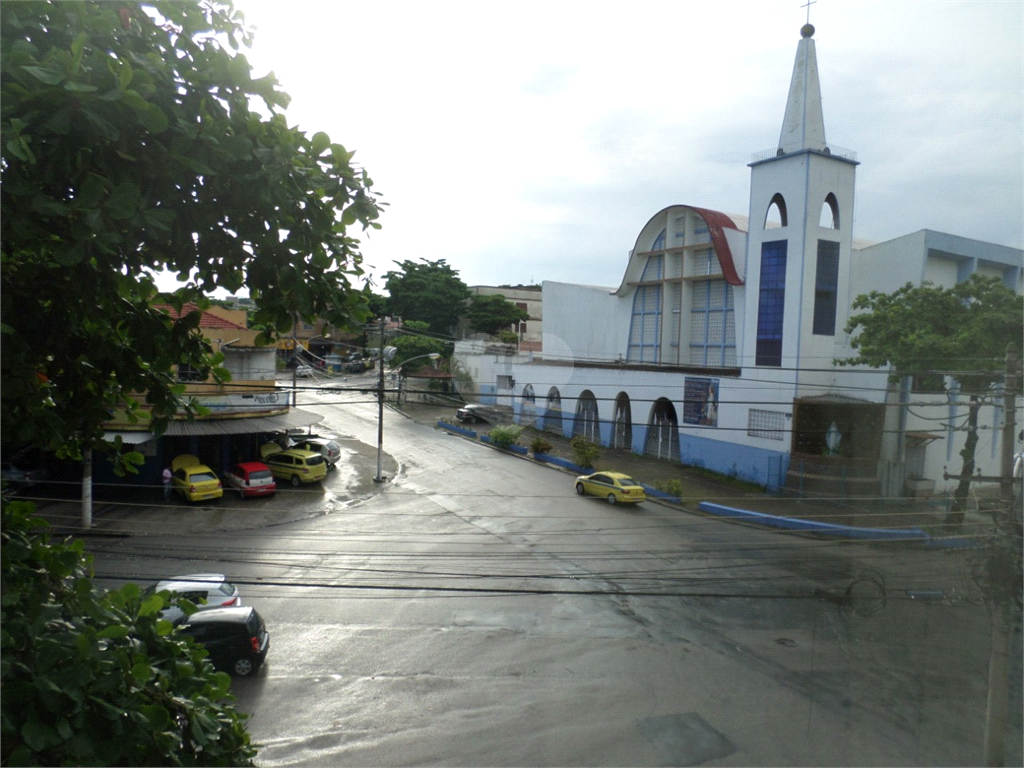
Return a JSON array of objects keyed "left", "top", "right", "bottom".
[
  {"left": 627, "top": 254, "right": 664, "bottom": 362},
  {"left": 748, "top": 409, "right": 786, "bottom": 440},
  {"left": 689, "top": 279, "right": 735, "bottom": 367}
]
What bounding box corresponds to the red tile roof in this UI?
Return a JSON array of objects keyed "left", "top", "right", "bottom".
[{"left": 154, "top": 303, "right": 247, "bottom": 330}]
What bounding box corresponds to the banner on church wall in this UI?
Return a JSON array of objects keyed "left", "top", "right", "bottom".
[{"left": 683, "top": 377, "right": 719, "bottom": 427}]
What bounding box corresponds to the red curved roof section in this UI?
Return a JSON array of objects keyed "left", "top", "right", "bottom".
[{"left": 688, "top": 206, "right": 744, "bottom": 285}]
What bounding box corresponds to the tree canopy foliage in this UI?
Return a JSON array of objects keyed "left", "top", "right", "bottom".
[
  {"left": 390, "top": 320, "right": 447, "bottom": 373},
  {"left": 1, "top": 0, "right": 383, "bottom": 465},
  {"left": 383, "top": 259, "right": 470, "bottom": 336},
  {"left": 839, "top": 274, "right": 1023, "bottom": 518},
  {"left": 465, "top": 294, "right": 529, "bottom": 337},
  {"left": 1, "top": 501, "right": 256, "bottom": 766}
]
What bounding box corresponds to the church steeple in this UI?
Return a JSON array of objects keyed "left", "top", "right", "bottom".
[{"left": 778, "top": 24, "right": 827, "bottom": 154}]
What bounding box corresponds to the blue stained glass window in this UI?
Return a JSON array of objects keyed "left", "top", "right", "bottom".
[
  {"left": 755, "top": 241, "right": 787, "bottom": 366},
  {"left": 812, "top": 240, "right": 839, "bottom": 335}
]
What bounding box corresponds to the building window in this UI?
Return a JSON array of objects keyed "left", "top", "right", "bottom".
[
  {"left": 497, "top": 375, "right": 514, "bottom": 390},
  {"left": 748, "top": 409, "right": 786, "bottom": 440},
  {"left": 812, "top": 240, "right": 839, "bottom": 336},
  {"left": 755, "top": 241, "right": 787, "bottom": 366},
  {"left": 689, "top": 279, "right": 736, "bottom": 367},
  {"left": 176, "top": 363, "right": 207, "bottom": 382},
  {"left": 651, "top": 229, "right": 666, "bottom": 251},
  {"left": 627, "top": 254, "right": 663, "bottom": 363}
]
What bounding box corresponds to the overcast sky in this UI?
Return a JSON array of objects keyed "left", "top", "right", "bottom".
[{"left": 231, "top": 0, "right": 1023, "bottom": 293}]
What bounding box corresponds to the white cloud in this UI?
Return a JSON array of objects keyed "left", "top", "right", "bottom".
[{"left": 227, "top": 0, "right": 1022, "bottom": 291}]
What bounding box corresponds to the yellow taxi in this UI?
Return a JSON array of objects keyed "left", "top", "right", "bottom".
[
  {"left": 171, "top": 455, "right": 223, "bottom": 502},
  {"left": 259, "top": 442, "right": 327, "bottom": 486},
  {"left": 574, "top": 471, "right": 646, "bottom": 505}
]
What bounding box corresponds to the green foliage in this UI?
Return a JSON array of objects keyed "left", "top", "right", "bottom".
[
  {"left": 839, "top": 274, "right": 1022, "bottom": 394},
  {"left": 488, "top": 424, "right": 523, "bottom": 449},
  {"left": 383, "top": 259, "right": 470, "bottom": 336},
  {"left": 570, "top": 436, "right": 600, "bottom": 469},
  {"left": 653, "top": 478, "right": 684, "bottom": 498},
  {"left": 496, "top": 329, "right": 520, "bottom": 344},
  {"left": 839, "top": 274, "right": 1023, "bottom": 517},
  {"left": 465, "top": 294, "right": 529, "bottom": 337},
  {"left": 1, "top": 501, "right": 256, "bottom": 766},
  {"left": 529, "top": 436, "right": 553, "bottom": 455},
  {"left": 391, "top": 320, "right": 447, "bottom": 373},
  {"left": 1, "top": 1, "right": 383, "bottom": 467}
]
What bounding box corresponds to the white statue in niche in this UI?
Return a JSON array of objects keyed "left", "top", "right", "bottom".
[{"left": 825, "top": 421, "right": 842, "bottom": 456}]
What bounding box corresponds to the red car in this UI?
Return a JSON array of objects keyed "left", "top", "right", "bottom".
[{"left": 224, "top": 462, "right": 277, "bottom": 498}]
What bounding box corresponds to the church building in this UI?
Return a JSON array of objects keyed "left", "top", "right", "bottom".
[{"left": 457, "top": 23, "right": 1022, "bottom": 497}]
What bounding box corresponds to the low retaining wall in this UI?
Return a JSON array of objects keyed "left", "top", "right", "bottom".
[{"left": 698, "top": 501, "right": 930, "bottom": 540}]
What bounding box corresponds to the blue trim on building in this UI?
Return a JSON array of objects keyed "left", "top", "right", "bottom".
[
  {"left": 678, "top": 433, "right": 789, "bottom": 489},
  {"left": 699, "top": 501, "right": 930, "bottom": 540}
]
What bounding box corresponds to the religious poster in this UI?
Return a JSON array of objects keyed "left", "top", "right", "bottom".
[{"left": 683, "top": 377, "right": 719, "bottom": 427}]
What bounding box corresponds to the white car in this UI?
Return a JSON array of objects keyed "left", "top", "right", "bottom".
[
  {"left": 148, "top": 573, "right": 241, "bottom": 624},
  {"left": 291, "top": 435, "right": 342, "bottom": 468}
]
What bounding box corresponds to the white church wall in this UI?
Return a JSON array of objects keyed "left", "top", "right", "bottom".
[{"left": 542, "top": 281, "right": 629, "bottom": 362}]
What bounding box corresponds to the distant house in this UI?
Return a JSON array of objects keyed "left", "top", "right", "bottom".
[
  {"left": 455, "top": 24, "right": 1022, "bottom": 498},
  {"left": 459, "top": 285, "right": 543, "bottom": 352},
  {"left": 100, "top": 303, "right": 322, "bottom": 487}
]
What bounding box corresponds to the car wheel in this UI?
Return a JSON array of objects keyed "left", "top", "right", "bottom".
[
  {"left": 575, "top": 482, "right": 585, "bottom": 495},
  {"left": 291, "top": 474, "right": 301, "bottom": 487},
  {"left": 607, "top": 494, "right": 617, "bottom": 505},
  {"left": 233, "top": 657, "right": 255, "bottom": 677}
]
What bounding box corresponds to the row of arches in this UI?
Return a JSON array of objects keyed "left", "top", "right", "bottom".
[{"left": 519, "top": 386, "right": 682, "bottom": 460}]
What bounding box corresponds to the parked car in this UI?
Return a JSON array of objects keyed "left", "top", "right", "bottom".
[
  {"left": 259, "top": 443, "right": 327, "bottom": 486},
  {"left": 291, "top": 436, "right": 342, "bottom": 468},
  {"left": 455, "top": 403, "right": 493, "bottom": 424},
  {"left": 574, "top": 471, "right": 646, "bottom": 504},
  {"left": 224, "top": 461, "right": 277, "bottom": 498},
  {"left": 345, "top": 359, "right": 367, "bottom": 373},
  {"left": 1, "top": 462, "right": 48, "bottom": 490},
  {"left": 170, "top": 455, "right": 223, "bottom": 502},
  {"left": 295, "top": 364, "right": 314, "bottom": 378},
  {"left": 176, "top": 606, "right": 269, "bottom": 677},
  {"left": 148, "top": 573, "right": 242, "bottom": 625}
]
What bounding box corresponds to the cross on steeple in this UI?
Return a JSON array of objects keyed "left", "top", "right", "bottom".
[{"left": 802, "top": 0, "right": 817, "bottom": 24}]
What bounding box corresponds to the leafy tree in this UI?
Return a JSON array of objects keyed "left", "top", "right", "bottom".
[
  {"left": 383, "top": 259, "right": 470, "bottom": 336},
  {"left": 839, "top": 274, "right": 1023, "bottom": 523},
  {"left": 1, "top": 500, "right": 256, "bottom": 766},
  {"left": 391, "top": 320, "right": 446, "bottom": 373},
  {"left": 465, "top": 293, "right": 529, "bottom": 337},
  {"left": 1, "top": 1, "right": 383, "bottom": 468}
]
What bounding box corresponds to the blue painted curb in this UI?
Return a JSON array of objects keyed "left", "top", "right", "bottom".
[
  {"left": 643, "top": 485, "right": 682, "bottom": 504},
  {"left": 438, "top": 421, "right": 477, "bottom": 438},
  {"left": 698, "top": 501, "right": 932, "bottom": 540},
  {"left": 534, "top": 453, "right": 588, "bottom": 474}
]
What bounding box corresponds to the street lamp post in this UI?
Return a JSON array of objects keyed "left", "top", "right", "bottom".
[{"left": 395, "top": 353, "right": 441, "bottom": 406}]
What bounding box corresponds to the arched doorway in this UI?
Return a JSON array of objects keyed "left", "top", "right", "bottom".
[
  {"left": 612, "top": 393, "right": 632, "bottom": 450},
  {"left": 573, "top": 390, "right": 600, "bottom": 442},
  {"left": 520, "top": 384, "right": 537, "bottom": 426},
  {"left": 644, "top": 397, "right": 679, "bottom": 461},
  {"left": 545, "top": 387, "right": 563, "bottom": 436}
]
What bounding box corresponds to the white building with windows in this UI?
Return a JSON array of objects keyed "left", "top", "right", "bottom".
[{"left": 458, "top": 23, "right": 1022, "bottom": 497}]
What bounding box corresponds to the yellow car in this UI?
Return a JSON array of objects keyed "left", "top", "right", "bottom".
[
  {"left": 574, "top": 471, "right": 646, "bottom": 504},
  {"left": 260, "top": 443, "right": 327, "bottom": 486},
  {"left": 171, "top": 455, "right": 223, "bottom": 502}
]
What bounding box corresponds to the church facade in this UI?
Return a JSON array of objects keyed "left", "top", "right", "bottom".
[{"left": 457, "top": 24, "right": 1022, "bottom": 497}]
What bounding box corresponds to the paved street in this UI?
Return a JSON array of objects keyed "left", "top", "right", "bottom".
[{"left": 76, "top": 379, "right": 1022, "bottom": 767}]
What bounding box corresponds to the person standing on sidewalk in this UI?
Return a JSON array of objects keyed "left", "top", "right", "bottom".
[{"left": 162, "top": 466, "right": 173, "bottom": 501}]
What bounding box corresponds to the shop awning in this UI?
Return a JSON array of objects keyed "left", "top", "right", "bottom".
[
  {"left": 103, "top": 431, "right": 157, "bottom": 445},
  {"left": 161, "top": 408, "right": 323, "bottom": 437}
]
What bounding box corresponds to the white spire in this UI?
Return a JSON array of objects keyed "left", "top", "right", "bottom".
[{"left": 778, "top": 24, "right": 827, "bottom": 154}]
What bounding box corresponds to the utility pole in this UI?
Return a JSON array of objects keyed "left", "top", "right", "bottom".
[
  {"left": 374, "top": 318, "right": 386, "bottom": 483},
  {"left": 983, "top": 345, "right": 1019, "bottom": 766}
]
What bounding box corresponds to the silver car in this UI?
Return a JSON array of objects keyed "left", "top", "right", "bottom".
[
  {"left": 291, "top": 436, "right": 342, "bottom": 468},
  {"left": 148, "top": 573, "right": 241, "bottom": 624}
]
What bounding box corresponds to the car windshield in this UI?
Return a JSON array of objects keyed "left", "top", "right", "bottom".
[
  {"left": 190, "top": 472, "right": 218, "bottom": 483},
  {"left": 618, "top": 477, "right": 638, "bottom": 486},
  {"left": 305, "top": 455, "right": 325, "bottom": 466},
  {"left": 249, "top": 469, "right": 273, "bottom": 480}
]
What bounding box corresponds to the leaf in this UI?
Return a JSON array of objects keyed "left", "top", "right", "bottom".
[
  {"left": 103, "top": 182, "right": 141, "bottom": 220},
  {"left": 138, "top": 102, "right": 169, "bottom": 134},
  {"left": 139, "top": 593, "right": 164, "bottom": 617},
  {"left": 21, "top": 65, "right": 63, "bottom": 85},
  {"left": 96, "top": 624, "right": 130, "bottom": 640},
  {"left": 311, "top": 131, "right": 331, "bottom": 156}
]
